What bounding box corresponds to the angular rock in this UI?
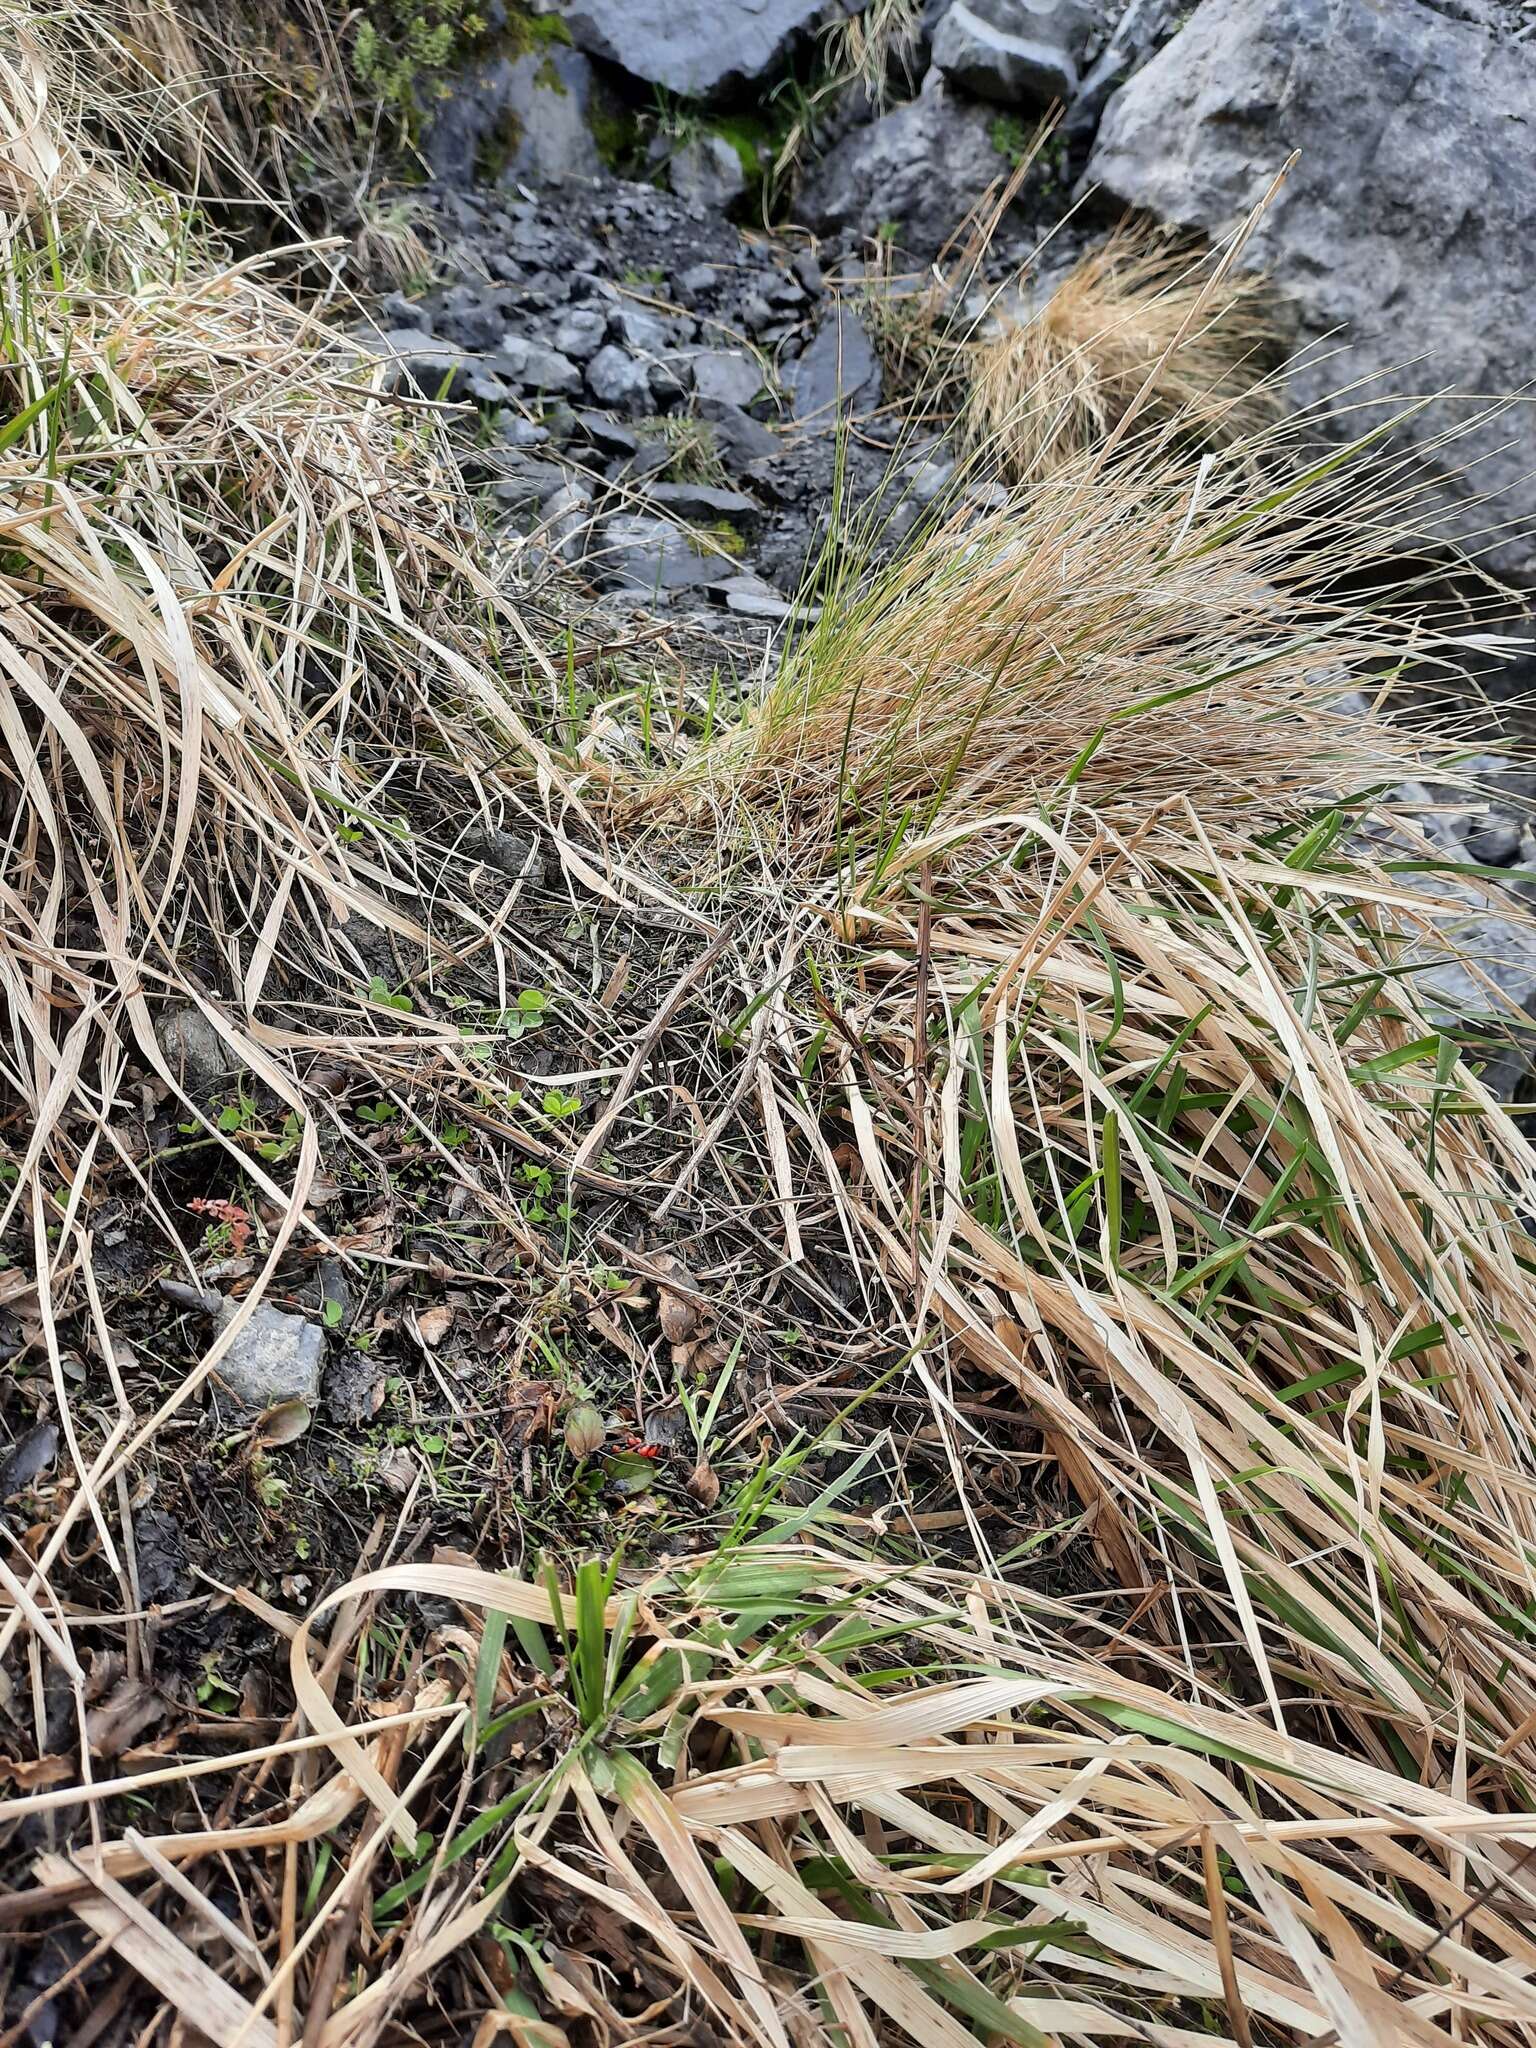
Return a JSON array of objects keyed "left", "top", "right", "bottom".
[
  {"left": 907, "top": 456, "right": 957, "bottom": 505},
  {"left": 490, "top": 334, "right": 583, "bottom": 397},
  {"left": 494, "top": 411, "right": 551, "bottom": 449},
  {"left": 639, "top": 479, "right": 761, "bottom": 523},
  {"left": 558, "top": 0, "right": 825, "bottom": 96},
  {"left": 572, "top": 408, "right": 640, "bottom": 455},
  {"left": 366, "top": 329, "right": 473, "bottom": 399},
  {"left": 1463, "top": 814, "right": 1527, "bottom": 868},
  {"left": 540, "top": 480, "right": 594, "bottom": 563},
  {"left": 627, "top": 438, "right": 674, "bottom": 481},
  {"left": 431, "top": 285, "right": 507, "bottom": 352},
  {"left": 552, "top": 306, "right": 608, "bottom": 360},
  {"left": 685, "top": 347, "right": 765, "bottom": 408},
  {"left": 669, "top": 133, "right": 748, "bottom": 210},
  {"left": 1089, "top": 0, "right": 1536, "bottom": 584},
  {"left": 586, "top": 343, "right": 653, "bottom": 412},
  {"left": 787, "top": 307, "right": 883, "bottom": 427},
  {"left": 932, "top": 0, "right": 1096, "bottom": 104},
  {"left": 678, "top": 261, "right": 720, "bottom": 300},
  {"left": 426, "top": 47, "right": 601, "bottom": 188},
  {"left": 612, "top": 304, "right": 679, "bottom": 354},
  {"left": 800, "top": 81, "right": 1017, "bottom": 261},
  {"left": 212, "top": 1301, "right": 325, "bottom": 1414},
  {"left": 698, "top": 397, "right": 779, "bottom": 471},
  {"left": 493, "top": 458, "right": 571, "bottom": 511},
  {"left": 596, "top": 513, "right": 724, "bottom": 595},
  {"left": 0, "top": 1421, "right": 59, "bottom": 1498},
  {"left": 792, "top": 249, "right": 825, "bottom": 297},
  {"left": 722, "top": 584, "right": 823, "bottom": 623}
]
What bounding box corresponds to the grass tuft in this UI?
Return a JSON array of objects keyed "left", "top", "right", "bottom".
[{"left": 964, "top": 224, "right": 1279, "bottom": 483}]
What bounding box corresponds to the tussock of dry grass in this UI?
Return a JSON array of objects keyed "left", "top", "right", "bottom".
[
  {"left": 964, "top": 226, "right": 1278, "bottom": 482},
  {"left": 19, "top": 0, "right": 432, "bottom": 284},
  {"left": 652, "top": 423, "right": 1458, "bottom": 879}
]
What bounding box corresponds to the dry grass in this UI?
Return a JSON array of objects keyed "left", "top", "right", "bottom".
[
  {"left": 19, "top": 0, "right": 429, "bottom": 284},
  {"left": 22, "top": 1539, "right": 1536, "bottom": 2047},
  {"left": 964, "top": 224, "right": 1279, "bottom": 483},
  {"left": 10, "top": 6, "right": 1536, "bottom": 2045},
  {"left": 0, "top": 21, "right": 577, "bottom": 1416},
  {"left": 652, "top": 416, "right": 1460, "bottom": 877},
  {"left": 603, "top": 411, "right": 1536, "bottom": 2041}
]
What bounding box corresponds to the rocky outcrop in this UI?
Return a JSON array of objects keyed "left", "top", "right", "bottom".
[
  {"left": 1088, "top": 0, "right": 1536, "bottom": 584},
  {"left": 557, "top": 0, "right": 825, "bottom": 96}
]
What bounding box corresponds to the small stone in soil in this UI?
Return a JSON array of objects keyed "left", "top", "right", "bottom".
[
  {"left": 155, "top": 1004, "right": 238, "bottom": 1099},
  {"left": 212, "top": 1300, "right": 326, "bottom": 1414},
  {"left": 0, "top": 1421, "right": 59, "bottom": 1497}
]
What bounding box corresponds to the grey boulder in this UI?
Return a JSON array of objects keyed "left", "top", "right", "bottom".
[
  {"left": 1088, "top": 0, "right": 1536, "bottom": 585},
  {"left": 426, "top": 47, "right": 601, "bottom": 187},
  {"left": 932, "top": 0, "right": 1098, "bottom": 103},
  {"left": 558, "top": 0, "right": 825, "bottom": 95},
  {"left": 799, "top": 81, "right": 1017, "bottom": 260}
]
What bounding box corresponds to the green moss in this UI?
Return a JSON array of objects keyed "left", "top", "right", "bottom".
[
  {"left": 533, "top": 53, "right": 567, "bottom": 94},
  {"left": 989, "top": 113, "right": 1033, "bottom": 166},
  {"left": 351, "top": 2, "right": 570, "bottom": 120},
  {"left": 690, "top": 519, "right": 746, "bottom": 561},
  {"left": 474, "top": 107, "right": 524, "bottom": 184},
  {"left": 710, "top": 115, "right": 769, "bottom": 184},
  {"left": 504, "top": 5, "right": 573, "bottom": 55},
  {"left": 588, "top": 88, "right": 640, "bottom": 173}
]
